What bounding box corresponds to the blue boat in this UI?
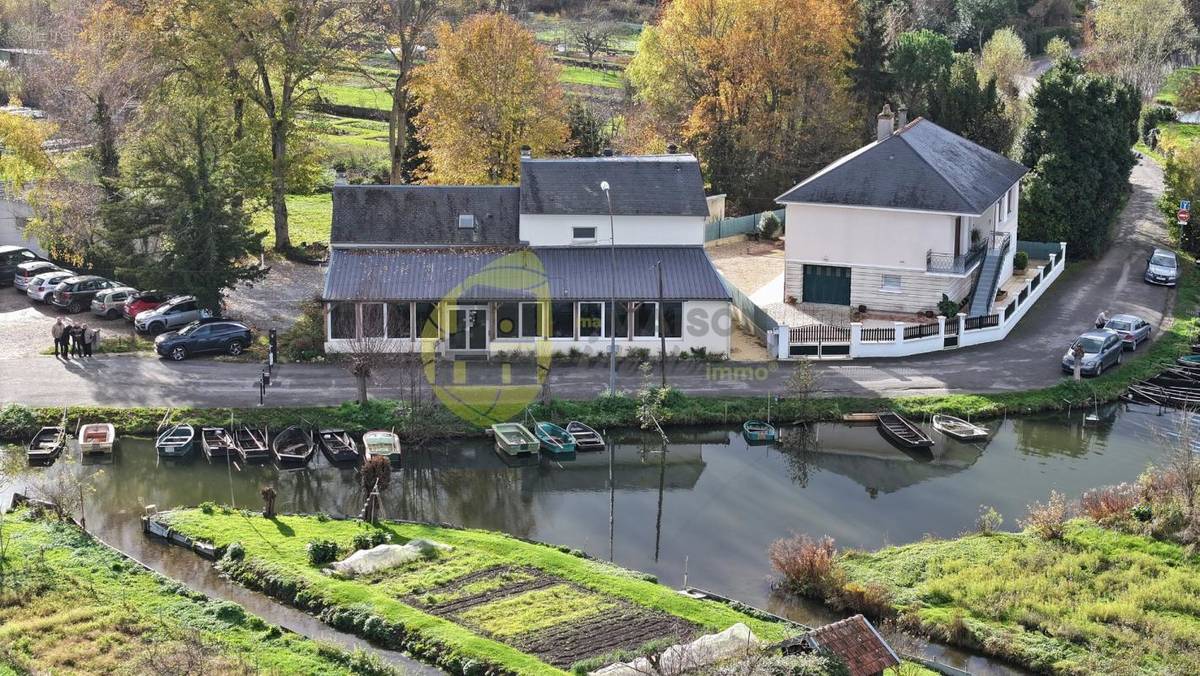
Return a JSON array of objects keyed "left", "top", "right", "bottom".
[
  {"left": 535, "top": 422, "right": 577, "bottom": 454},
  {"left": 742, "top": 420, "right": 777, "bottom": 444},
  {"left": 155, "top": 423, "right": 195, "bottom": 457}
]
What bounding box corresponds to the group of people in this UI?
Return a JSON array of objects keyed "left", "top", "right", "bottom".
[{"left": 51, "top": 317, "right": 100, "bottom": 359}]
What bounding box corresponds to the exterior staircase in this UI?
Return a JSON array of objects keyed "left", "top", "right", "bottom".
[{"left": 967, "top": 235, "right": 1011, "bottom": 317}]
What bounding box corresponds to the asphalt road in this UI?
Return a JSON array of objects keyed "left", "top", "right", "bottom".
[{"left": 0, "top": 159, "right": 1174, "bottom": 408}]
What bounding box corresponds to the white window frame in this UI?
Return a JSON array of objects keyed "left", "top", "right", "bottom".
[
  {"left": 386, "top": 302, "right": 413, "bottom": 340},
  {"left": 631, "top": 301, "right": 658, "bottom": 338},
  {"left": 572, "top": 226, "right": 598, "bottom": 242},
  {"left": 577, "top": 301, "right": 605, "bottom": 338},
  {"left": 880, "top": 274, "right": 902, "bottom": 292}
]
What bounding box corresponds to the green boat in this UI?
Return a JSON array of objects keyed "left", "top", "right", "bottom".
[
  {"left": 1178, "top": 354, "right": 1200, "bottom": 367},
  {"left": 492, "top": 423, "right": 539, "bottom": 456},
  {"left": 742, "top": 420, "right": 777, "bottom": 444},
  {"left": 534, "top": 422, "right": 577, "bottom": 454}
]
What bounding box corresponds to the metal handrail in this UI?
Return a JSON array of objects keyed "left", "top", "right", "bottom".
[{"left": 927, "top": 232, "right": 1011, "bottom": 274}]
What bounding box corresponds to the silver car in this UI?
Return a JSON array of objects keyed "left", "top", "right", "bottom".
[
  {"left": 13, "top": 260, "right": 60, "bottom": 291},
  {"left": 1062, "top": 329, "right": 1123, "bottom": 376},
  {"left": 91, "top": 286, "right": 138, "bottom": 319},
  {"left": 1104, "top": 314, "right": 1152, "bottom": 350},
  {"left": 25, "top": 270, "right": 75, "bottom": 303},
  {"left": 134, "top": 295, "right": 212, "bottom": 334},
  {"left": 1144, "top": 248, "right": 1178, "bottom": 286}
]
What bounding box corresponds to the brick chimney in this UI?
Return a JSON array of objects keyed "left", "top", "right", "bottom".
[
  {"left": 897, "top": 105, "right": 908, "bottom": 128},
  {"left": 876, "top": 104, "right": 895, "bottom": 142}
]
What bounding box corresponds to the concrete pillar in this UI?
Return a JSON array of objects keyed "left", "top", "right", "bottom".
[
  {"left": 956, "top": 312, "right": 966, "bottom": 334},
  {"left": 894, "top": 321, "right": 905, "bottom": 345},
  {"left": 936, "top": 315, "right": 946, "bottom": 337},
  {"left": 850, "top": 322, "right": 862, "bottom": 358}
]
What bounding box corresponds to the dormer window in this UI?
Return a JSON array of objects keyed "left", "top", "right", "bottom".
[
  {"left": 573, "top": 226, "right": 597, "bottom": 241},
  {"left": 458, "top": 214, "right": 476, "bottom": 229}
]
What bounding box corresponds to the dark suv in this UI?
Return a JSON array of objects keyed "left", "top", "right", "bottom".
[
  {"left": 0, "top": 245, "right": 41, "bottom": 287},
  {"left": 155, "top": 320, "right": 253, "bottom": 361},
  {"left": 51, "top": 276, "right": 123, "bottom": 313}
]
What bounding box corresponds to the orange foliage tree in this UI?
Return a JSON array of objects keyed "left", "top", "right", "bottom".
[
  {"left": 414, "top": 13, "right": 570, "bottom": 184},
  {"left": 627, "top": 0, "right": 860, "bottom": 213}
]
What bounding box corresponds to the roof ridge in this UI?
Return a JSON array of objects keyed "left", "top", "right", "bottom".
[{"left": 896, "top": 120, "right": 976, "bottom": 214}]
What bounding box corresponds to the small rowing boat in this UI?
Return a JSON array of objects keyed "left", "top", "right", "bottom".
[
  {"left": 876, "top": 411, "right": 933, "bottom": 449},
  {"left": 742, "top": 420, "right": 777, "bottom": 444},
  {"left": 234, "top": 426, "right": 269, "bottom": 462},
  {"left": 535, "top": 421, "right": 576, "bottom": 454},
  {"left": 78, "top": 423, "right": 115, "bottom": 455},
  {"left": 565, "top": 421, "right": 605, "bottom": 451},
  {"left": 200, "top": 427, "right": 237, "bottom": 460},
  {"left": 362, "top": 430, "right": 402, "bottom": 464},
  {"left": 1178, "top": 354, "right": 1200, "bottom": 367},
  {"left": 841, "top": 412, "right": 879, "bottom": 423},
  {"left": 155, "top": 423, "right": 195, "bottom": 457},
  {"left": 931, "top": 414, "right": 989, "bottom": 442},
  {"left": 492, "top": 423, "right": 539, "bottom": 456},
  {"left": 317, "top": 429, "right": 360, "bottom": 463},
  {"left": 272, "top": 425, "right": 315, "bottom": 465},
  {"left": 26, "top": 426, "right": 65, "bottom": 462}
]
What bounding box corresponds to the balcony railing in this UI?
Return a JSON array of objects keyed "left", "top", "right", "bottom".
[{"left": 926, "top": 232, "right": 1011, "bottom": 274}]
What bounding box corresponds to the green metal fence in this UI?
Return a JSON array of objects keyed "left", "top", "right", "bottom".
[
  {"left": 720, "top": 271, "right": 779, "bottom": 341},
  {"left": 1016, "top": 240, "right": 1063, "bottom": 261},
  {"left": 706, "top": 209, "right": 785, "bottom": 242}
]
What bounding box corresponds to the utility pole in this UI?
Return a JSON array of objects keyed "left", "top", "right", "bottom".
[{"left": 656, "top": 260, "right": 666, "bottom": 389}]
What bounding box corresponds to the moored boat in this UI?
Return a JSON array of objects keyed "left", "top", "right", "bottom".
[
  {"left": 272, "top": 425, "right": 315, "bottom": 465},
  {"left": 78, "top": 423, "right": 115, "bottom": 455},
  {"left": 1178, "top": 354, "right": 1200, "bottom": 367},
  {"left": 841, "top": 412, "right": 879, "bottom": 423},
  {"left": 876, "top": 411, "right": 933, "bottom": 449},
  {"left": 317, "top": 429, "right": 360, "bottom": 463},
  {"left": 155, "top": 423, "right": 196, "bottom": 457},
  {"left": 26, "top": 426, "right": 65, "bottom": 462},
  {"left": 565, "top": 421, "right": 605, "bottom": 451},
  {"left": 491, "top": 423, "right": 539, "bottom": 456},
  {"left": 931, "top": 414, "right": 989, "bottom": 442},
  {"left": 234, "top": 426, "right": 269, "bottom": 462},
  {"left": 742, "top": 420, "right": 778, "bottom": 444},
  {"left": 362, "top": 430, "right": 402, "bottom": 464},
  {"left": 200, "top": 427, "right": 237, "bottom": 460},
  {"left": 534, "top": 421, "right": 576, "bottom": 454}
]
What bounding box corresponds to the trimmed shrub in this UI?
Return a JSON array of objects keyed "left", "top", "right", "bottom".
[
  {"left": 306, "top": 539, "right": 340, "bottom": 565},
  {"left": 351, "top": 530, "right": 390, "bottom": 551},
  {"left": 1013, "top": 250, "right": 1028, "bottom": 271},
  {"left": 224, "top": 541, "right": 245, "bottom": 562},
  {"left": 937, "top": 293, "right": 959, "bottom": 317},
  {"left": 757, "top": 211, "right": 782, "bottom": 240}
]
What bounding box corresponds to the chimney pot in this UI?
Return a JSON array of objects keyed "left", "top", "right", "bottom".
[
  {"left": 602, "top": 146, "right": 614, "bottom": 157},
  {"left": 876, "top": 104, "right": 895, "bottom": 142},
  {"left": 667, "top": 143, "right": 678, "bottom": 154},
  {"left": 520, "top": 145, "right": 532, "bottom": 159},
  {"left": 897, "top": 105, "right": 908, "bottom": 128}
]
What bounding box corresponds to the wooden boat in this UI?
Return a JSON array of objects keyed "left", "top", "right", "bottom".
[
  {"left": 317, "top": 428, "right": 360, "bottom": 463},
  {"left": 876, "top": 411, "right": 933, "bottom": 449},
  {"left": 841, "top": 412, "right": 879, "bottom": 423},
  {"left": 491, "top": 423, "right": 539, "bottom": 456},
  {"left": 78, "top": 423, "right": 115, "bottom": 455},
  {"left": 234, "top": 426, "right": 269, "bottom": 462},
  {"left": 742, "top": 420, "right": 778, "bottom": 444},
  {"left": 272, "top": 425, "right": 315, "bottom": 465},
  {"left": 200, "top": 427, "right": 237, "bottom": 460},
  {"left": 534, "top": 421, "right": 576, "bottom": 454},
  {"left": 362, "top": 430, "right": 402, "bottom": 464},
  {"left": 565, "top": 421, "right": 605, "bottom": 451},
  {"left": 931, "top": 414, "right": 989, "bottom": 442},
  {"left": 155, "top": 423, "right": 195, "bottom": 457},
  {"left": 26, "top": 426, "right": 65, "bottom": 462},
  {"left": 1178, "top": 354, "right": 1200, "bottom": 367}
]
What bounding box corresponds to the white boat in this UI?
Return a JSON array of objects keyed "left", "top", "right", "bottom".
[
  {"left": 931, "top": 414, "right": 989, "bottom": 442},
  {"left": 78, "top": 423, "right": 116, "bottom": 454},
  {"left": 362, "top": 430, "right": 402, "bottom": 464}
]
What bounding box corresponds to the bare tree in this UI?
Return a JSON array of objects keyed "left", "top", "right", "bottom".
[
  {"left": 361, "top": 456, "right": 392, "bottom": 524},
  {"left": 332, "top": 301, "right": 392, "bottom": 405},
  {"left": 568, "top": 4, "right": 618, "bottom": 64}
]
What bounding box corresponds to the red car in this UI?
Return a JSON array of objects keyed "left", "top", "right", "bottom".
[{"left": 123, "top": 290, "right": 173, "bottom": 321}]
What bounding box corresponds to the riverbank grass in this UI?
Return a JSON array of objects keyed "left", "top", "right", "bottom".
[
  {"left": 0, "top": 510, "right": 391, "bottom": 675},
  {"left": 162, "top": 508, "right": 800, "bottom": 675},
  {"left": 832, "top": 521, "right": 1200, "bottom": 674}
]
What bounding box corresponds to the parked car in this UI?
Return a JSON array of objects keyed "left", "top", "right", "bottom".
[
  {"left": 51, "top": 276, "right": 124, "bottom": 313},
  {"left": 1061, "top": 329, "right": 1123, "bottom": 376},
  {"left": 1104, "top": 314, "right": 1152, "bottom": 350},
  {"left": 123, "top": 289, "right": 172, "bottom": 321},
  {"left": 135, "top": 295, "right": 212, "bottom": 334},
  {"left": 0, "top": 245, "right": 41, "bottom": 287},
  {"left": 1144, "top": 248, "right": 1178, "bottom": 286},
  {"left": 155, "top": 320, "right": 252, "bottom": 361},
  {"left": 90, "top": 286, "right": 138, "bottom": 319},
  {"left": 12, "top": 260, "right": 60, "bottom": 291},
  {"left": 25, "top": 270, "right": 75, "bottom": 303}
]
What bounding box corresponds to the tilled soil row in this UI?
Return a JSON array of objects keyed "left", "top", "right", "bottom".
[
  {"left": 415, "top": 568, "right": 559, "bottom": 616},
  {"left": 510, "top": 604, "right": 698, "bottom": 667}
]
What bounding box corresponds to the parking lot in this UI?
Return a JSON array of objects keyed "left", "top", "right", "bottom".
[{"left": 0, "top": 283, "right": 133, "bottom": 358}]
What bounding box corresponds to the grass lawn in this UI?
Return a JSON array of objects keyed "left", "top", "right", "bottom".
[
  {"left": 835, "top": 521, "right": 1200, "bottom": 674},
  {"left": 161, "top": 508, "right": 800, "bottom": 675},
  {"left": 559, "top": 65, "right": 622, "bottom": 89},
  {"left": 1156, "top": 66, "right": 1200, "bottom": 106},
  {"left": 251, "top": 193, "right": 332, "bottom": 248},
  {"left": 317, "top": 81, "right": 393, "bottom": 113},
  {"left": 1157, "top": 121, "right": 1200, "bottom": 154},
  {"left": 0, "top": 510, "right": 391, "bottom": 675}
]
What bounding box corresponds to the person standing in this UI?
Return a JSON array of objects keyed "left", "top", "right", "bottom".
[
  {"left": 1072, "top": 343, "right": 1085, "bottom": 381},
  {"left": 81, "top": 323, "right": 93, "bottom": 357},
  {"left": 51, "top": 318, "right": 66, "bottom": 358},
  {"left": 70, "top": 322, "right": 84, "bottom": 358},
  {"left": 88, "top": 325, "right": 100, "bottom": 357},
  {"left": 1095, "top": 310, "right": 1109, "bottom": 329}
]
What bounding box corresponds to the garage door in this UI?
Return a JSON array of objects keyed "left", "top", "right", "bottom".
[{"left": 802, "top": 265, "right": 851, "bottom": 305}]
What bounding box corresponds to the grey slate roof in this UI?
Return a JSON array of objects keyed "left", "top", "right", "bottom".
[
  {"left": 331, "top": 185, "right": 520, "bottom": 245},
  {"left": 520, "top": 155, "right": 709, "bottom": 217},
  {"left": 777, "top": 118, "right": 1028, "bottom": 215},
  {"left": 323, "top": 246, "right": 730, "bottom": 302}
]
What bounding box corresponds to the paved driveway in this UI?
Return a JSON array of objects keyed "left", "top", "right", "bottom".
[{"left": 0, "top": 159, "right": 1173, "bottom": 408}]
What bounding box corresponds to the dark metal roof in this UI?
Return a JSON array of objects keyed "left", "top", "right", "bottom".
[
  {"left": 330, "top": 185, "right": 520, "bottom": 245},
  {"left": 519, "top": 155, "right": 709, "bottom": 217},
  {"left": 323, "top": 246, "right": 731, "bottom": 302},
  {"left": 777, "top": 118, "right": 1027, "bottom": 215}
]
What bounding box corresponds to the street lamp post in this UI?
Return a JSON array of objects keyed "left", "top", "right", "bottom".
[{"left": 601, "top": 181, "right": 616, "bottom": 396}]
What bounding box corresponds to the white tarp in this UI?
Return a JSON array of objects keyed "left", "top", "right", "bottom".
[
  {"left": 590, "top": 623, "right": 761, "bottom": 676},
  {"left": 327, "top": 539, "right": 453, "bottom": 577}
]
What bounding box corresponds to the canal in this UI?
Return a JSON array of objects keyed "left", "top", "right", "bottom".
[{"left": 1, "top": 401, "right": 1186, "bottom": 674}]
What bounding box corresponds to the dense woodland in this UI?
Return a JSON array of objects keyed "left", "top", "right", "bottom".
[{"left": 0, "top": 0, "right": 1194, "bottom": 305}]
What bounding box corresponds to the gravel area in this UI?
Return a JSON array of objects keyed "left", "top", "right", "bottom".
[
  {"left": 223, "top": 257, "right": 325, "bottom": 331},
  {"left": 0, "top": 286, "right": 132, "bottom": 359},
  {"left": 707, "top": 238, "right": 784, "bottom": 294}
]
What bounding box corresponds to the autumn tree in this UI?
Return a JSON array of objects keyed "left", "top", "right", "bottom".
[
  {"left": 1092, "top": 0, "right": 1197, "bottom": 100},
  {"left": 627, "top": 0, "right": 859, "bottom": 213},
  {"left": 414, "top": 13, "right": 569, "bottom": 184},
  {"left": 979, "top": 27, "right": 1028, "bottom": 100},
  {"left": 0, "top": 111, "right": 53, "bottom": 186}
]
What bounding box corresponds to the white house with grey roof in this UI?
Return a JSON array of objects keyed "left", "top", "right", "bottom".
[
  {"left": 778, "top": 108, "right": 1028, "bottom": 316},
  {"left": 322, "top": 154, "right": 732, "bottom": 358}
]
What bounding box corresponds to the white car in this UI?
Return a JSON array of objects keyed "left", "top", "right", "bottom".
[{"left": 25, "top": 270, "right": 75, "bottom": 303}]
